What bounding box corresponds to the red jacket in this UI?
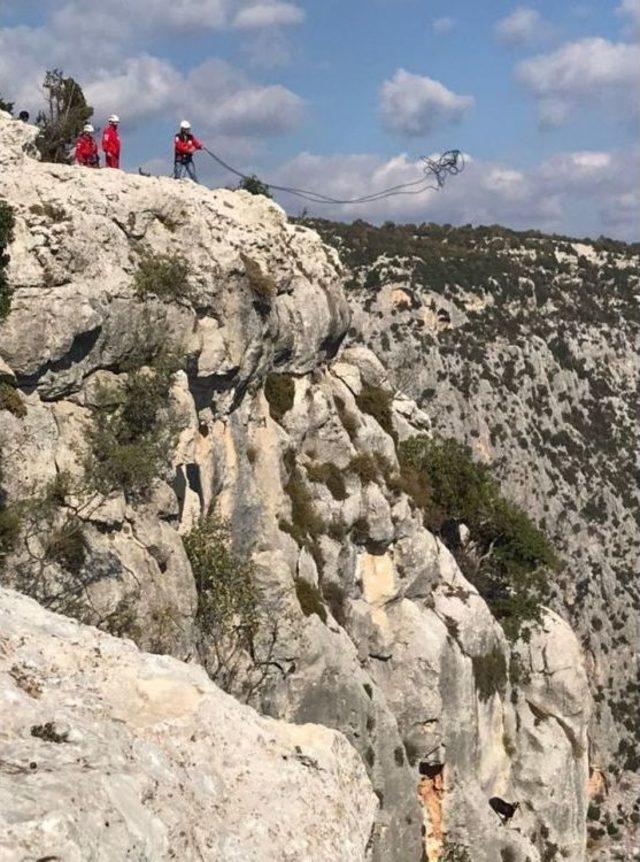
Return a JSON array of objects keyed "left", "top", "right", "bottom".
[
  {"left": 174, "top": 132, "right": 202, "bottom": 160},
  {"left": 102, "top": 125, "right": 121, "bottom": 168},
  {"left": 75, "top": 134, "right": 99, "bottom": 167}
]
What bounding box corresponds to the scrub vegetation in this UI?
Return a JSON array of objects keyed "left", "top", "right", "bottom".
[{"left": 397, "top": 435, "right": 558, "bottom": 640}]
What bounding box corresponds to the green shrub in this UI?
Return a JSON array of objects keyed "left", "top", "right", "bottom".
[
  {"left": 241, "top": 253, "right": 277, "bottom": 301},
  {"left": 1, "top": 472, "right": 94, "bottom": 618},
  {"left": 133, "top": 250, "right": 191, "bottom": 301},
  {"left": 348, "top": 452, "right": 380, "bottom": 484},
  {"left": 388, "top": 459, "right": 431, "bottom": 511},
  {"left": 264, "top": 373, "right": 295, "bottom": 421},
  {"left": 398, "top": 435, "right": 558, "bottom": 640},
  {"left": 0, "top": 201, "right": 15, "bottom": 320},
  {"left": 85, "top": 361, "right": 180, "bottom": 499},
  {"left": 472, "top": 646, "right": 508, "bottom": 701},
  {"left": 0, "top": 94, "right": 14, "bottom": 113},
  {"left": 295, "top": 579, "right": 327, "bottom": 623},
  {"left": 0, "top": 505, "right": 22, "bottom": 566},
  {"left": 184, "top": 514, "right": 260, "bottom": 639},
  {"left": 356, "top": 382, "right": 396, "bottom": 440},
  {"left": 351, "top": 516, "right": 370, "bottom": 544},
  {"left": 183, "top": 514, "right": 271, "bottom": 693},
  {"left": 237, "top": 175, "right": 273, "bottom": 199},
  {"left": 285, "top": 472, "right": 325, "bottom": 542},
  {"left": 0, "top": 383, "right": 26, "bottom": 417},
  {"left": 44, "top": 518, "right": 86, "bottom": 574},
  {"left": 442, "top": 843, "right": 472, "bottom": 862},
  {"left": 306, "top": 461, "right": 347, "bottom": 501}
]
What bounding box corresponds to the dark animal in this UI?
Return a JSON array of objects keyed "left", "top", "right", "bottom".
[{"left": 489, "top": 796, "right": 519, "bottom": 826}]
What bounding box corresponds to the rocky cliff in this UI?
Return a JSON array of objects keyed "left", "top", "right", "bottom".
[
  {"left": 0, "top": 112, "right": 596, "bottom": 861},
  {"left": 305, "top": 217, "right": 639, "bottom": 860},
  {"left": 0, "top": 587, "right": 376, "bottom": 862}
]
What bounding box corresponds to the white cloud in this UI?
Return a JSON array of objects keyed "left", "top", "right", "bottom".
[
  {"left": 517, "top": 37, "right": 640, "bottom": 125},
  {"left": 82, "top": 55, "right": 304, "bottom": 137},
  {"left": 379, "top": 69, "right": 474, "bottom": 137},
  {"left": 0, "top": 1, "right": 305, "bottom": 138},
  {"left": 617, "top": 0, "right": 640, "bottom": 36},
  {"left": 495, "top": 7, "right": 547, "bottom": 45},
  {"left": 233, "top": 2, "right": 304, "bottom": 29},
  {"left": 618, "top": 0, "right": 640, "bottom": 25},
  {"left": 185, "top": 60, "right": 304, "bottom": 134},
  {"left": 85, "top": 57, "right": 182, "bottom": 125},
  {"left": 268, "top": 148, "right": 639, "bottom": 241},
  {"left": 432, "top": 16, "right": 455, "bottom": 35}
]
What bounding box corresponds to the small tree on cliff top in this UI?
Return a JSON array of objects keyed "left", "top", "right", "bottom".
[
  {"left": 0, "top": 94, "right": 14, "bottom": 114},
  {"left": 36, "top": 69, "right": 93, "bottom": 164}
]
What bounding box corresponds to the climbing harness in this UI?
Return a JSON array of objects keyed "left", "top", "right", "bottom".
[{"left": 202, "top": 146, "right": 465, "bottom": 205}]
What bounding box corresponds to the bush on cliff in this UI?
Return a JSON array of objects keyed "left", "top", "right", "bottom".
[
  {"left": 0, "top": 94, "right": 14, "bottom": 113},
  {"left": 398, "top": 435, "right": 558, "bottom": 640},
  {"left": 0, "top": 501, "right": 21, "bottom": 570},
  {"left": 237, "top": 175, "right": 273, "bottom": 199},
  {"left": 184, "top": 514, "right": 265, "bottom": 693},
  {"left": 355, "top": 381, "right": 396, "bottom": 440},
  {"left": 0, "top": 383, "right": 26, "bottom": 417},
  {"left": 85, "top": 356, "right": 182, "bottom": 499},
  {"left": 264, "top": 373, "right": 295, "bottom": 422},
  {"left": 134, "top": 251, "right": 192, "bottom": 302},
  {"left": 0, "top": 201, "right": 16, "bottom": 320}
]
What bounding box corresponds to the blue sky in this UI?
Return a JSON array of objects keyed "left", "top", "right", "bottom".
[{"left": 1, "top": 0, "right": 638, "bottom": 239}]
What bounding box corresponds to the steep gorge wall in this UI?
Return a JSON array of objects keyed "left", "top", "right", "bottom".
[
  {"left": 308, "top": 218, "right": 639, "bottom": 860},
  {"left": 0, "top": 113, "right": 592, "bottom": 861}
]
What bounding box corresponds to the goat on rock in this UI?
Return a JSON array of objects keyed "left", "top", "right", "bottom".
[{"left": 489, "top": 797, "right": 520, "bottom": 826}]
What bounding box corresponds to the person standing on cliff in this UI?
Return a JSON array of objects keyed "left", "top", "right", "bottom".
[
  {"left": 102, "top": 114, "right": 121, "bottom": 169},
  {"left": 74, "top": 124, "right": 99, "bottom": 167},
  {"left": 173, "top": 120, "right": 202, "bottom": 181}
]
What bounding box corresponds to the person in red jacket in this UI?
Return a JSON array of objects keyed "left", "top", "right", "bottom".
[
  {"left": 174, "top": 120, "right": 203, "bottom": 181},
  {"left": 102, "top": 114, "right": 121, "bottom": 169},
  {"left": 75, "top": 124, "right": 99, "bottom": 168}
]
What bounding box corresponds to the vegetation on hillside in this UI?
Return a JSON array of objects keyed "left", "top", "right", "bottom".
[
  {"left": 184, "top": 514, "right": 281, "bottom": 698},
  {"left": 85, "top": 353, "right": 182, "bottom": 499},
  {"left": 397, "top": 435, "right": 558, "bottom": 640},
  {"left": 134, "top": 251, "right": 192, "bottom": 302},
  {"left": 1, "top": 333, "right": 184, "bottom": 625},
  {"left": 237, "top": 175, "right": 273, "bottom": 199},
  {"left": 0, "top": 201, "right": 15, "bottom": 320}
]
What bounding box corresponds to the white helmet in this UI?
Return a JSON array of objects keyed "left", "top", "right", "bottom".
[
  {"left": 108, "top": 114, "right": 120, "bottom": 124},
  {"left": 180, "top": 120, "right": 191, "bottom": 130},
  {"left": 83, "top": 124, "right": 94, "bottom": 133}
]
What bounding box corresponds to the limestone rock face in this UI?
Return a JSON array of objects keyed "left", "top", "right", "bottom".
[
  {"left": 309, "top": 217, "right": 639, "bottom": 860},
  {"left": 513, "top": 610, "right": 591, "bottom": 862},
  {"left": 0, "top": 587, "right": 377, "bottom": 862},
  {"left": 0, "top": 113, "right": 349, "bottom": 402},
  {"left": 0, "top": 113, "right": 595, "bottom": 861}
]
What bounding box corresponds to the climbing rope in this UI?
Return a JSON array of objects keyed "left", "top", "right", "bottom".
[{"left": 203, "top": 146, "right": 464, "bottom": 205}]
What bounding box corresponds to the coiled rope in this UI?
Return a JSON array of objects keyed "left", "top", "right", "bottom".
[{"left": 203, "top": 147, "right": 464, "bottom": 205}]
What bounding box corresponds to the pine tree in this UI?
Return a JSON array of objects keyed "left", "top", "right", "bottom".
[{"left": 36, "top": 69, "right": 93, "bottom": 164}]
